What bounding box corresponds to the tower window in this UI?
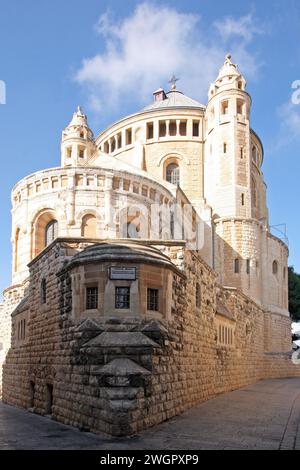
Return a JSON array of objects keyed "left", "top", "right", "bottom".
[
  {"left": 86, "top": 287, "right": 98, "bottom": 310},
  {"left": 66, "top": 147, "right": 72, "bottom": 158},
  {"left": 80, "top": 132, "right": 84, "bottom": 138},
  {"left": 126, "top": 128, "right": 132, "bottom": 145},
  {"left": 221, "top": 100, "right": 229, "bottom": 115},
  {"left": 238, "top": 81, "right": 243, "bottom": 90},
  {"left": 193, "top": 120, "right": 200, "bottom": 137},
  {"left": 103, "top": 141, "right": 109, "bottom": 153},
  {"left": 45, "top": 220, "right": 58, "bottom": 247},
  {"left": 240, "top": 147, "right": 244, "bottom": 159},
  {"left": 223, "top": 143, "right": 227, "bottom": 154},
  {"left": 241, "top": 193, "right": 245, "bottom": 206},
  {"left": 111, "top": 139, "right": 116, "bottom": 153},
  {"left": 234, "top": 259, "right": 240, "bottom": 274},
  {"left": 272, "top": 261, "right": 278, "bottom": 275},
  {"left": 159, "top": 121, "right": 166, "bottom": 137},
  {"left": 166, "top": 163, "right": 180, "bottom": 186},
  {"left": 147, "top": 288, "right": 159, "bottom": 311},
  {"left": 179, "top": 120, "right": 187, "bottom": 136},
  {"left": 246, "top": 259, "right": 250, "bottom": 275},
  {"left": 196, "top": 283, "right": 201, "bottom": 309},
  {"left": 237, "top": 99, "right": 244, "bottom": 115},
  {"left": 79, "top": 148, "right": 85, "bottom": 158},
  {"left": 146, "top": 122, "right": 154, "bottom": 140},
  {"left": 41, "top": 279, "right": 47, "bottom": 304},
  {"left": 117, "top": 132, "right": 122, "bottom": 149},
  {"left": 115, "top": 287, "right": 130, "bottom": 309},
  {"left": 169, "top": 120, "right": 176, "bottom": 136}
]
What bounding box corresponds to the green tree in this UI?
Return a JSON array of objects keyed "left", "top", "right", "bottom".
[{"left": 288, "top": 267, "right": 300, "bottom": 321}]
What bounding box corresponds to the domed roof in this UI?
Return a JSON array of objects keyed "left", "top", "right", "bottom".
[
  {"left": 64, "top": 241, "right": 184, "bottom": 275},
  {"left": 68, "top": 106, "right": 90, "bottom": 128},
  {"left": 217, "top": 54, "right": 241, "bottom": 81},
  {"left": 143, "top": 89, "right": 205, "bottom": 111}
]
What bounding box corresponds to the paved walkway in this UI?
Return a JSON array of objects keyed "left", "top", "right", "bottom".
[{"left": 1, "top": 378, "right": 300, "bottom": 450}]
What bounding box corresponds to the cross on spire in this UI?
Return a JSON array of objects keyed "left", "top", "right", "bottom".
[{"left": 168, "top": 74, "right": 179, "bottom": 90}]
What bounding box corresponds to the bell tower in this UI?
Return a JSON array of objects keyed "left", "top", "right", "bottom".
[
  {"left": 61, "top": 106, "right": 96, "bottom": 167},
  {"left": 204, "top": 54, "right": 252, "bottom": 218}
]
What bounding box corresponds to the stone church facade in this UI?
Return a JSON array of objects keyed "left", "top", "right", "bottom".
[{"left": 0, "top": 55, "right": 299, "bottom": 436}]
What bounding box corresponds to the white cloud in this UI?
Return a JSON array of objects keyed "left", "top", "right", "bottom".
[
  {"left": 75, "top": 3, "right": 265, "bottom": 114},
  {"left": 214, "top": 13, "right": 265, "bottom": 43},
  {"left": 276, "top": 101, "right": 300, "bottom": 148}
]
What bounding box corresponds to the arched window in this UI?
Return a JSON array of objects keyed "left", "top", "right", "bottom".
[
  {"left": 40, "top": 279, "right": 47, "bottom": 304},
  {"left": 166, "top": 163, "right": 180, "bottom": 186},
  {"left": 272, "top": 260, "right": 278, "bottom": 275},
  {"left": 196, "top": 283, "right": 201, "bottom": 309},
  {"left": 81, "top": 214, "right": 97, "bottom": 238},
  {"left": 45, "top": 220, "right": 58, "bottom": 247}
]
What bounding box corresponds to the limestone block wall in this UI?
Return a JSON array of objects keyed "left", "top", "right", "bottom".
[
  {"left": 263, "top": 233, "right": 289, "bottom": 314},
  {"left": 214, "top": 218, "right": 263, "bottom": 302},
  {"left": 0, "top": 281, "right": 28, "bottom": 397},
  {"left": 2, "top": 239, "right": 299, "bottom": 436}
]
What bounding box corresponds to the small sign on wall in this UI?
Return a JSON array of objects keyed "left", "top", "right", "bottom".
[{"left": 109, "top": 267, "right": 137, "bottom": 280}]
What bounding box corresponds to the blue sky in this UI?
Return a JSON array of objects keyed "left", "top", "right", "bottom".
[{"left": 1, "top": 0, "right": 300, "bottom": 297}]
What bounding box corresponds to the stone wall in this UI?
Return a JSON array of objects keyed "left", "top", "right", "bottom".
[
  {"left": 2, "top": 240, "right": 299, "bottom": 436},
  {"left": 0, "top": 281, "right": 28, "bottom": 397}
]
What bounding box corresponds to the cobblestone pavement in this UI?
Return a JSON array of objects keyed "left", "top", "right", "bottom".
[{"left": 1, "top": 378, "right": 300, "bottom": 450}]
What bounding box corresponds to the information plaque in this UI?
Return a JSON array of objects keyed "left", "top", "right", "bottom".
[{"left": 109, "top": 267, "right": 137, "bottom": 280}]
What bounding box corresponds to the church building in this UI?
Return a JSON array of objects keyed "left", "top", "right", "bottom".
[{"left": 0, "top": 55, "right": 298, "bottom": 436}]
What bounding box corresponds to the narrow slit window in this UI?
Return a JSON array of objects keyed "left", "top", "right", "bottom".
[
  {"left": 234, "top": 259, "right": 240, "bottom": 274},
  {"left": 196, "top": 283, "right": 201, "bottom": 309},
  {"left": 41, "top": 279, "right": 47, "bottom": 304},
  {"left": 246, "top": 259, "right": 250, "bottom": 275}
]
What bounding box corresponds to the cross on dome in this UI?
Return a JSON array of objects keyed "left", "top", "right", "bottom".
[{"left": 168, "top": 74, "right": 179, "bottom": 90}]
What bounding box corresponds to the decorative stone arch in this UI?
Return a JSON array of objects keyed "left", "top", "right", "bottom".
[
  {"left": 31, "top": 208, "right": 58, "bottom": 259},
  {"left": 158, "top": 153, "right": 190, "bottom": 186},
  {"left": 76, "top": 208, "right": 103, "bottom": 225},
  {"left": 158, "top": 152, "right": 190, "bottom": 170},
  {"left": 76, "top": 209, "right": 103, "bottom": 238}
]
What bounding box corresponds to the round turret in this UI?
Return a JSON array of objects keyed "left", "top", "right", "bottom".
[{"left": 61, "top": 106, "right": 96, "bottom": 167}]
